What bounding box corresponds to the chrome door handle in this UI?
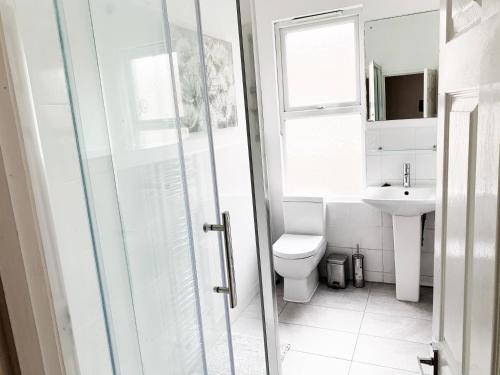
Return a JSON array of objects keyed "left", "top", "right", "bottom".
[{"left": 203, "top": 211, "right": 237, "bottom": 308}]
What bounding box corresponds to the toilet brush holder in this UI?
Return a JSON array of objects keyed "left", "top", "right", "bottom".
[{"left": 352, "top": 245, "right": 365, "bottom": 288}]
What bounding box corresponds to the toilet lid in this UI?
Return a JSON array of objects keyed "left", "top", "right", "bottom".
[{"left": 273, "top": 234, "right": 326, "bottom": 260}]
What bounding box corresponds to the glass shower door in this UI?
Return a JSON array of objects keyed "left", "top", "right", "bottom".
[{"left": 52, "top": 0, "right": 250, "bottom": 373}]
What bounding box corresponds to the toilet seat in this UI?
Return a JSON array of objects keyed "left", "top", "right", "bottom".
[{"left": 273, "top": 234, "right": 326, "bottom": 260}]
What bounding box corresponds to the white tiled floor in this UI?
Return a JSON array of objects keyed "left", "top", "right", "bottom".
[{"left": 232, "top": 281, "right": 433, "bottom": 375}]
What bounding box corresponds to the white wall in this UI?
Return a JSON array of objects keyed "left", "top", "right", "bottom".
[
  {"left": 254, "top": 0, "right": 439, "bottom": 241},
  {"left": 254, "top": 0, "right": 439, "bottom": 284}
]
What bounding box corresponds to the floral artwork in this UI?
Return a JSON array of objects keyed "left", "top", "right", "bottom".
[{"left": 171, "top": 25, "right": 237, "bottom": 132}]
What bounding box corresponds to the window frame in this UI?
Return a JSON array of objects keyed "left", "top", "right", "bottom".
[
  {"left": 274, "top": 8, "right": 367, "bottom": 197},
  {"left": 275, "top": 9, "right": 364, "bottom": 120}
]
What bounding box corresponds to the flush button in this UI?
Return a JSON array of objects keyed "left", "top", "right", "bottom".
[{"left": 404, "top": 191, "right": 409, "bottom": 196}]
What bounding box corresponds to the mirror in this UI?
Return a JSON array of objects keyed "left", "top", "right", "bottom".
[{"left": 365, "top": 11, "right": 439, "bottom": 122}]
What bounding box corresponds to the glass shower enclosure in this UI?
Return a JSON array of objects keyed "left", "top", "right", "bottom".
[{"left": 50, "top": 0, "right": 278, "bottom": 374}]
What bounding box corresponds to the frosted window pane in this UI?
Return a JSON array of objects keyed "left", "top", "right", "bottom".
[
  {"left": 284, "top": 115, "right": 363, "bottom": 197},
  {"left": 283, "top": 18, "right": 359, "bottom": 108}
]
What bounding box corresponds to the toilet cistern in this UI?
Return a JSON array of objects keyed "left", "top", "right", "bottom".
[{"left": 403, "top": 162, "right": 411, "bottom": 188}]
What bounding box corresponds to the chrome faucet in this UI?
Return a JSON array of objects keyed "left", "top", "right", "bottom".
[{"left": 403, "top": 163, "right": 411, "bottom": 188}]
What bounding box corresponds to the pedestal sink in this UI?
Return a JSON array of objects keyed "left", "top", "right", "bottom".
[{"left": 362, "top": 186, "right": 435, "bottom": 302}]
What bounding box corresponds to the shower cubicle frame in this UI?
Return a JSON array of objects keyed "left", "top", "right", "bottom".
[{"left": 0, "top": 0, "right": 281, "bottom": 374}]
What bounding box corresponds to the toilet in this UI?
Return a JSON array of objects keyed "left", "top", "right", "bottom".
[{"left": 273, "top": 196, "right": 326, "bottom": 303}]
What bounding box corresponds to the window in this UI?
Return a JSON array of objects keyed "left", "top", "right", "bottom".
[
  {"left": 276, "top": 12, "right": 364, "bottom": 198},
  {"left": 280, "top": 17, "right": 360, "bottom": 110}
]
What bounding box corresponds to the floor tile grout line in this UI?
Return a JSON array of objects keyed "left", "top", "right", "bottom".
[
  {"left": 278, "top": 319, "right": 431, "bottom": 346},
  {"left": 348, "top": 284, "right": 370, "bottom": 375},
  {"left": 304, "top": 301, "right": 369, "bottom": 313},
  {"left": 350, "top": 359, "right": 420, "bottom": 374},
  {"left": 286, "top": 285, "right": 432, "bottom": 317},
  {"left": 301, "top": 301, "right": 433, "bottom": 321},
  {"left": 285, "top": 348, "right": 352, "bottom": 363},
  {"left": 355, "top": 332, "right": 432, "bottom": 346},
  {"left": 274, "top": 282, "right": 433, "bottom": 374},
  {"left": 324, "top": 289, "right": 433, "bottom": 320},
  {"left": 361, "top": 309, "right": 433, "bottom": 322},
  {"left": 282, "top": 302, "right": 367, "bottom": 315},
  {"left": 277, "top": 320, "right": 360, "bottom": 335},
  {"left": 283, "top": 348, "right": 422, "bottom": 373}
]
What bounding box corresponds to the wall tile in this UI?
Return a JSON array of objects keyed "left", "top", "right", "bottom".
[
  {"left": 365, "top": 129, "right": 380, "bottom": 151},
  {"left": 365, "top": 271, "right": 384, "bottom": 283},
  {"left": 325, "top": 202, "right": 351, "bottom": 227},
  {"left": 382, "top": 179, "right": 406, "bottom": 186},
  {"left": 383, "top": 251, "right": 395, "bottom": 274},
  {"left": 382, "top": 212, "right": 393, "bottom": 228},
  {"left": 415, "top": 126, "right": 437, "bottom": 149},
  {"left": 352, "top": 226, "right": 382, "bottom": 250},
  {"left": 350, "top": 202, "right": 382, "bottom": 227},
  {"left": 325, "top": 201, "right": 433, "bottom": 285},
  {"left": 358, "top": 249, "right": 383, "bottom": 272},
  {"left": 425, "top": 212, "right": 435, "bottom": 229},
  {"left": 382, "top": 227, "right": 394, "bottom": 251},
  {"left": 326, "top": 225, "right": 352, "bottom": 248},
  {"left": 415, "top": 152, "right": 436, "bottom": 180},
  {"left": 380, "top": 128, "right": 416, "bottom": 150},
  {"left": 420, "top": 276, "right": 433, "bottom": 287},
  {"left": 385, "top": 273, "right": 433, "bottom": 286},
  {"left": 414, "top": 179, "right": 436, "bottom": 187},
  {"left": 380, "top": 152, "right": 416, "bottom": 182},
  {"left": 366, "top": 124, "right": 437, "bottom": 186},
  {"left": 366, "top": 155, "right": 381, "bottom": 186},
  {"left": 421, "top": 253, "right": 434, "bottom": 277},
  {"left": 422, "top": 229, "right": 435, "bottom": 253},
  {"left": 383, "top": 273, "right": 396, "bottom": 284}
]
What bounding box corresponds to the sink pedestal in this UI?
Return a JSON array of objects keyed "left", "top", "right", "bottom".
[{"left": 393, "top": 215, "right": 422, "bottom": 302}]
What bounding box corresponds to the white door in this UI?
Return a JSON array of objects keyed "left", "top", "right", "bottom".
[{"left": 432, "top": 1, "right": 500, "bottom": 375}]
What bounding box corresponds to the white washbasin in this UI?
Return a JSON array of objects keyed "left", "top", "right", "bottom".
[
  {"left": 362, "top": 185, "right": 436, "bottom": 302},
  {"left": 362, "top": 186, "right": 435, "bottom": 216}
]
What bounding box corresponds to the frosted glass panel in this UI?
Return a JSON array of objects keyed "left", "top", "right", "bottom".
[
  {"left": 53, "top": 0, "right": 266, "bottom": 372},
  {"left": 166, "top": 0, "right": 234, "bottom": 373},
  {"left": 283, "top": 17, "right": 359, "bottom": 109},
  {"left": 284, "top": 114, "right": 363, "bottom": 197},
  {"left": 199, "top": 0, "right": 268, "bottom": 373},
  {"left": 53, "top": 0, "right": 236, "bottom": 372}
]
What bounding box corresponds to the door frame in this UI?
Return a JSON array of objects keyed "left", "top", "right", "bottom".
[
  {"left": 0, "top": 4, "right": 68, "bottom": 375},
  {"left": 236, "top": 1, "right": 282, "bottom": 374}
]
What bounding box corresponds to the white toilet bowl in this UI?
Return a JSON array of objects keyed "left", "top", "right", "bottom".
[
  {"left": 273, "top": 196, "right": 326, "bottom": 303},
  {"left": 273, "top": 234, "right": 326, "bottom": 302}
]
